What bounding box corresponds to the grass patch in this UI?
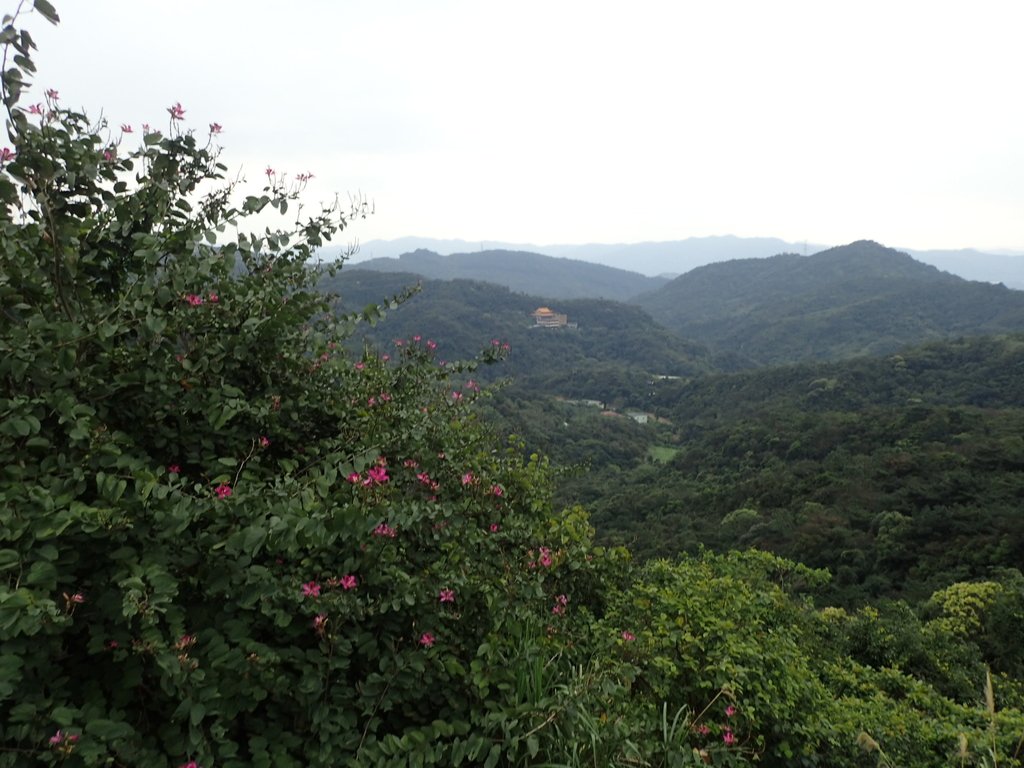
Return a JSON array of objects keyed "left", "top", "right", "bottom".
[{"left": 648, "top": 445, "right": 679, "bottom": 463}]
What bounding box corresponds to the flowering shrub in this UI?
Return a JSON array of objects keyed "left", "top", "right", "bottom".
[{"left": 0, "top": 6, "right": 612, "bottom": 766}]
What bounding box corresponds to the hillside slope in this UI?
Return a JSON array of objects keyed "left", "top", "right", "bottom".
[
  {"left": 635, "top": 240, "right": 1024, "bottom": 364},
  {"left": 322, "top": 269, "right": 718, "bottom": 379}
]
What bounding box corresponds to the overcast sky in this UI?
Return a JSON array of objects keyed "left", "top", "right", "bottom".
[{"left": 25, "top": 0, "right": 1024, "bottom": 253}]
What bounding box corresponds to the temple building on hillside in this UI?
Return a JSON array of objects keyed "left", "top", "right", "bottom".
[{"left": 531, "top": 306, "right": 569, "bottom": 327}]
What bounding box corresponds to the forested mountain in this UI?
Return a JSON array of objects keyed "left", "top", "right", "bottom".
[
  {"left": 348, "top": 248, "right": 667, "bottom": 300},
  {"left": 324, "top": 267, "right": 1024, "bottom": 607},
  {"left": 321, "top": 269, "right": 719, "bottom": 379},
  {"left": 636, "top": 240, "right": 1024, "bottom": 365},
  {"left": 486, "top": 334, "right": 1024, "bottom": 606}
]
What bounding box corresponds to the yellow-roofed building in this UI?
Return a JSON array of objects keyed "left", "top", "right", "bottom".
[{"left": 531, "top": 307, "right": 569, "bottom": 327}]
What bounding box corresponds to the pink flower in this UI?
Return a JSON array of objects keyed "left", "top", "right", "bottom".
[
  {"left": 48, "top": 730, "right": 78, "bottom": 746},
  {"left": 45, "top": 89, "right": 59, "bottom": 100},
  {"left": 296, "top": 171, "right": 314, "bottom": 182},
  {"left": 301, "top": 581, "right": 321, "bottom": 598},
  {"left": 461, "top": 472, "right": 474, "bottom": 485},
  {"left": 552, "top": 594, "right": 569, "bottom": 615},
  {"left": 259, "top": 435, "right": 270, "bottom": 448},
  {"left": 725, "top": 705, "right": 737, "bottom": 717},
  {"left": 451, "top": 391, "right": 462, "bottom": 402},
  {"left": 312, "top": 613, "right": 328, "bottom": 633},
  {"left": 27, "top": 103, "right": 42, "bottom": 115},
  {"left": 538, "top": 547, "right": 553, "bottom": 568},
  {"left": 214, "top": 484, "right": 232, "bottom": 499},
  {"left": 426, "top": 340, "right": 437, "bottom": 351},
  {"left": 413, "top": 335, "right": 421, "bottom": 342},
  {"left": 168, "top": 463, "right": 181, "bottom": 474},
  {"left": 696, "top": 724, "right": 710, "bottom": 736},
  {"left": 489, "top": 523, "right": 500, "bottom": 533},
  {"left": 723, "top": 730, "right": 736, "bottom": 745},
  {"left": 403, "top": 459, "right": 419, "bottom": 468},
  {"left": 176, "top": 633, "right": 196, "bottom": 650},
  {"left": 207, "top": 292, "right": 219, "bottom": 303},
  {"left": 347, "top": 472, "right": 361, "bottom": 484},
  {"left": 381, "top": 354, "right": 390, "bottom": 362},
  {"left": 184, "top": 293, "right": 204, "bottom": 306},
  {"left": 265, "top": 166, "right": 274, "bottom": 178},
  {"left": 354, "top": 361, "right": 365, "bottom": 370},
  {"left": 364, "top": 466, "right": 389, "bottom": 486},
  {"left": 621, "top": 630, "right": 636, "bottom": 642},
  {"left": 179, "top": 762, "right": 200, "bottom": 768},
  {"left": 209, "top": 122, "right": 223, "bottom": 134},
  {"left": 339, "top": 574, "right": 357, "bottom": 590},
  {"left": 167, "top": 102, "right": 186, "bottom": 120},
  {"left": 69, "top": 592, "right": 85, "bottom": 604},
  {"left": 419, "top": 631, "right": 435, "bottom": 647},
  {"left": 439, "top": 588, "right": 455, "bottom": 603},
  {"left": 0, "top": 148, "right": 15, "bottom": 163},
  {"left": 103, "top": 149, "right": 114, "bottom": 162},
  {"left": 394, "top": 339, "right": 404, "bottom": 347},
  {"left": 106, "top": 640, "right": 119, "bottom": 650},
  {"left": 491, "top": 484, "right": 503, "bottom": 497},
  {"left": 120, "top": 123, "right": 133, "bottom": 133},
  {"left": 372, "top": 523, "right": 397, "bottom": 538},
  {"left": 142, "top": 122, "right": 151, "bottom": 132}
]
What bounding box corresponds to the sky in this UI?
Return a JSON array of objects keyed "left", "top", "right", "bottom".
[{"left": 23, "top": 0, "right": 1024, "bottom": 253}]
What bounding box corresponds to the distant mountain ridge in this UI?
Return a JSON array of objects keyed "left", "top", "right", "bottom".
[
  {"left": 349, "top": 248, "right": 667, "bottom": 301},
  {"left": 344, "top": 235, "right": 1024, "bottom": 288},
  {"left": 634, "top": 240, "right": 1024, "bottom": 365}
]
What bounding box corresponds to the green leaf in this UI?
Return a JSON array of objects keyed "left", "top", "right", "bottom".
[
  {"left": 85, "top": 719, "right": 134, "bottom": 740},
  {"left": 33, "top": 0, "right": 60, "bottom": 24},
  {"left": 24, "top": 560, "right": 56, "bottom": 587},
  {"left": 483, "top": 744, "right": 502, "bottom": 768}
]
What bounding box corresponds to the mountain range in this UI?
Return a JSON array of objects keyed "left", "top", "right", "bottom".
[
  {"left": 347, "top": 248, "right": 665, "bottom": 301},
  {"left": 329, "top": 240, "right": 1024, "bottom": 369},
  {"left": 340, "top": 234, "right": 1024, "bottom": 288}
]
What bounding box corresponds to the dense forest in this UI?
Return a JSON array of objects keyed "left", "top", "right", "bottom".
[
  {"left": 489, "top": 334, "right": 1024, "bottom": 605},
  {"left": 330, "top": 264, "right": 1024, "bottom": 607}
]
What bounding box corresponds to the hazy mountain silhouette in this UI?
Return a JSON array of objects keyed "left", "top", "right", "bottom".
[
  {"left": 348, "top": 248, "right": 667, "bottom": 301},
  {"left": 345, "top": 235, "right": 1024, "bottom": 287}
]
